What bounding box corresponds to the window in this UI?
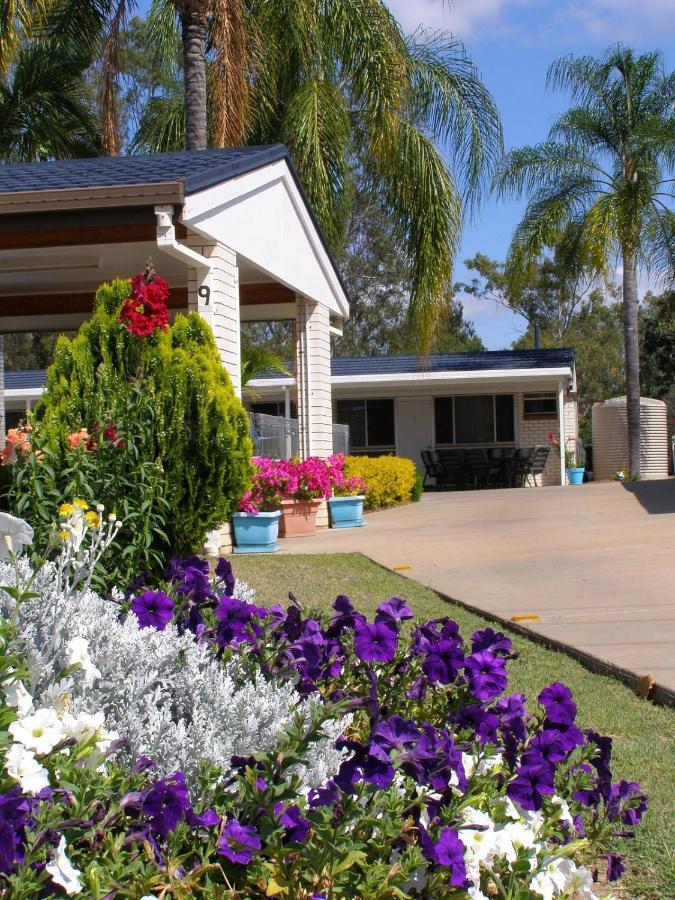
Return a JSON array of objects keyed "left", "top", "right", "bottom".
[
  {"left": 336, "top": 399, "right": 395, "bottom": 450},
  {"left": 434, "top": 395, "right": 514, "bottom": 445},
  {"left": 523, "top": 393, "right": 557, "bottom": 419}
]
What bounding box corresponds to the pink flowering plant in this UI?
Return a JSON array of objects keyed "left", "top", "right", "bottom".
[
  {"left": 239, "top": 456, "right": 335, "bottom": 512},
  {"left": 238, "top": 457, "right": 298, "bottom": 513},
  {"left": 326, "top": 453, "right": 367, "bottom": 497}
]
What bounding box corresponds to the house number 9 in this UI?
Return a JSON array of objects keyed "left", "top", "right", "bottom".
[{"left": 198, "top": 285, "right": 211, "bottom": 306}]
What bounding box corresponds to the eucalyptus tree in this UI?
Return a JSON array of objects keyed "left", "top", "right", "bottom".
[
  {"left": 494, "top": 46, "right": 675, "bottom": 476},
  {"left": 134, "top": 0, "right": 502, "bottom": 351}
]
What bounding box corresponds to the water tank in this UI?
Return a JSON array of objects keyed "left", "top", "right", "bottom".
[{"left": 592, "top": 396, "right": 669, "bottom": 480}]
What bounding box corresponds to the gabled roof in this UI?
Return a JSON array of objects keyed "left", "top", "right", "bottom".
[
  {"left": 0, "top": 146, "right": 290, "bottom": 196},
  {"left": 331, "top": 349, "right": 575, "bottom": 376}
]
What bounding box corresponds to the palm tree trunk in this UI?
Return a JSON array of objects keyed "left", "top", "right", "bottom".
[
  {"left": 622, "top": 247, "right": 641, "bottom": 476},
  {"left": 177, "top": 1, "right": 210, "bottom": 150}
]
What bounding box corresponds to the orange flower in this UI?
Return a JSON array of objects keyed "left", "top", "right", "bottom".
[{"left": 66, "top": 429, "right": 90, "bottom": 450}]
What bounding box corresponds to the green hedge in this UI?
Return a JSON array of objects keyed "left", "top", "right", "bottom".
[{"left": 343, "top": 455, "right": 418, "bottom": 509}]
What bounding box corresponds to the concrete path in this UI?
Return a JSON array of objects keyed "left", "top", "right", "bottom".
[{"left": 277, "top": 480, "right": 675, "bottom": 700}]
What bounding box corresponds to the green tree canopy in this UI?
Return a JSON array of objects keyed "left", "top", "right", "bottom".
[{"left": 494, "top": 45, "right": 675, "bottom": 475}]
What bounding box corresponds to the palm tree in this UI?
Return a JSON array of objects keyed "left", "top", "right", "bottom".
[
  {"left": 494, "top": 46, "right": 675, "bottom": 476},
  {"left": 240, "top": 346, "right": 289, "bottom": 400},
  {"left": 133, "top": 1, "right": 502, "bottom": 350},
  {"left": 0, "top": 38, "right": 100, "bottom": 161}
]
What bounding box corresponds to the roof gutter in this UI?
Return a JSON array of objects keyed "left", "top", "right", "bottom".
[
  {"left": 154, "top": 205, "right": 210, "bottom": 270},
  {"left": 0, "top": 182, "right": 184, "bottom": 217}
]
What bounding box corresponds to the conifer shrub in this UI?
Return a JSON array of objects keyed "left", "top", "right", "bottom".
[{"left": 11, "top": 276, "right": 252, "bottom": 574}]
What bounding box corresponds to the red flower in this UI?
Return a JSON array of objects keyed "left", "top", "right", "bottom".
[{"left": 120, "top": 270, "right": 170, "bottom": 337}]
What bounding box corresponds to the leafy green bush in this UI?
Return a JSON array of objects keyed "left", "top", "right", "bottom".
[
  {"left": 12, "top": 276, "right": 252, "bottom": 571},
  {"left": 9, "top": 387, "right": 170, "bottom": 587},
  {"left": 344, "top": 455, "right": 417, "bottom": 509}
]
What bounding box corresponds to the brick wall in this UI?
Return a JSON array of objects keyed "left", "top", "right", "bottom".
[{"left": 515, "top": 389, "right": 578, "bottom": 486}]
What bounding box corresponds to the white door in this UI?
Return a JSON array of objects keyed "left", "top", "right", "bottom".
[{"left": 395, "top": 397, "right": 434, "bottom": 472}]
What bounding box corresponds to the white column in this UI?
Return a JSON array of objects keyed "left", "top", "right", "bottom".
[
  {"left": 295, "top": 295, "right": 333, "bottom": 458},
  {"left": 185, "top": 233, "right": 241, "bottom": 397},
  {"left": 557, "top": 379, "right": 566, "bottom": 485}
]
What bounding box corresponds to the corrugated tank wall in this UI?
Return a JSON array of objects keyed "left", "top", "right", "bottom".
[{"left": 591, "top": 397, "right": 669, "bottom": 480}]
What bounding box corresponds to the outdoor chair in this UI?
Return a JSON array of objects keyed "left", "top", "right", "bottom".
[
  {"left": 436, "top": 449, "right": 465, "bottom": 490},
  {"left": 421, "top": 449, "right": 443, "bottom": 490},
  {"left": 488, "top": 447, "right": 515, "bottom": 488},
  {"left": 515, "top": 445, "right": 551, "bottom": 487},
  {"left": 463, "top": 448, "right": 491, "bottom": 489}
]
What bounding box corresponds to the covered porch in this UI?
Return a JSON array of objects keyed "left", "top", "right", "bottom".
[{"left": 0, "top": 147, "right": 349, "bottom": 462}]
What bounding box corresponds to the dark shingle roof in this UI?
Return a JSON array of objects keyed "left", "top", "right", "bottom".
[
  {"left": 5, "top": 370, "right": 47, "bottom": 389},
  {"left": 330, "top": 349, "right": 575, "bottom": 376},
  {"left": 0, "top": 145, "right": 290, "bottom": 196},
  {"left": 4, "top": 351, "right": 574, "bottom": 393}
]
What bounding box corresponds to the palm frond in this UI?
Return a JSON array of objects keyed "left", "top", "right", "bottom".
[
  {"left": 241, "top": 347, "right": 290, "bottom": 399},
  {"left": 209, "top": 0, "right": 249, "bottom": 147},
  {"left": 130, "top": 75, "right": 184, "bottom": 154},
  {"left": 493, "top": 142, "right": 604, "bottom": 199},
  {"left": 404, "top": 28, "right": 502, "bottom": 210},
  {"left": 373, "top": 118, "right": 460, "bottom": 350},
  {"left": 282, "top": 78, "right": 353, "bottom": 250}
]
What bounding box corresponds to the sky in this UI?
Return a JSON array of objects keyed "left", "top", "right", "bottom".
[{"left": 384, "top": 0, "right": 675, "bottom": 348}]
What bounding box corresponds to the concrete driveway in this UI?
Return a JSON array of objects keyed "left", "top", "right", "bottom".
[{"left": 278, "top": 480, "right": 675, "bottom": 701}]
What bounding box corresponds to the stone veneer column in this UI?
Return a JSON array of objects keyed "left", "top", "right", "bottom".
[
  {"left": 295, "top": 296, "right": 333, "bottom": 528},
  {"left": 184, "top": 231, "right": 241, "bottom": 554}
]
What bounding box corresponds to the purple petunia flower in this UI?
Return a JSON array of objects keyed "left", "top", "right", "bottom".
[
  {"left": 375, "top": 597, "right": 414, "bottom": 627},
  {"left": 538, "top": 682, "right": 577, "bottom": 726},
  {"left": 131, "top": 590, "right": 174, "bottom": 630},
  {"left": 422, "top": 639, "right": 464, "bottom": 685},
  {"left": 607, "top": 780, "right": 648, "bottom": 826},
  {"left": 142, "top": 772, "right": 191, "bottom": 837},
  {"left": 215, "top": 556, "right": 236, "bottom": 595},
  {"left": 370, "top": 716, "right": 420, "bottom": 762},
  {"left": 353, "top": 620, "right": 398, "bottom": 663},
  {"left": 418, "top": 825, "right": 467, "bottom": 887},
  {"left": 452, "top": 704, "right": 500, "bottom": 744},
  {"left": 471, "top": 627, "right": 513, "bottom": 657},
  {"left": 274, "top": 803, "right": 311, "bottom": 843},
  {"left": 604, "top": 853, "right": 625, "bottom": 882},
  {"left": 308, "top": 779, "right": 341, "bottom": 809},
  {"left": 464, "top": 651, "right": 508, "bottom": 702},
  {"left": 0, "top": 787, "right": 29, "bottom": 874},
  {"left": 215, "top": 596, "right": 263, "bottom": 645},
  {"left": 530, "top": 729, "right": 571, "bottom": 764},
  {"left": 218, "top": 819, "right": 261, "bottom": 864},
  {"left": 507, "top": 756, "right": 555, "bottom": 811}
]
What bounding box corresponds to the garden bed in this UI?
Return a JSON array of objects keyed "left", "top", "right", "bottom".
[{"left": 232, "top": 553, "right": 675, "bottom": 898}]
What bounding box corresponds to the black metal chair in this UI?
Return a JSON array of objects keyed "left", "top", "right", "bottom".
[
  {"left": 463, "top": 448, "right": 491, "bottom": 489},
  {"left": 436, "top": 449, "right": 465, "bottom": 490},
  {"left": 515, "top": 445, "right": 551, "bottom": 487},
  {"left": 421, "top": 449, "right": 443, "bottom": 490},
  {"left": 488, "top": 447, "right": 515, "bottom": 488}
]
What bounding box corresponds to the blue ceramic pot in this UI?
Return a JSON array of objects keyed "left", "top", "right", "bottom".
[
  {"left": 566, "top": 467, "right": 585, "bottom": 485},
  {"left": 232, "top": 510, "right": 281, "bottom": 553},
  {"left": 328, "top": 495, "right": 365, "bottom": 528}
]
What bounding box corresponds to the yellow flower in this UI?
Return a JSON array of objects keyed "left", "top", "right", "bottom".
[
  {"left": 59, "top": 503, "right": 74, "bottom": 518},
  {"left": 59, "top": 530, "right": 70, "bottom": 542},
  {"left": 85, "top": 511, "right": 100, "bottom": 529},
  {"left": 73, "top": 499, "right": 89, "bottom": 510}
]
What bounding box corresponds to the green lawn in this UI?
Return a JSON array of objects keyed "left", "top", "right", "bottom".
[{"left": 232, "top": 552, "right": 675, "bottom": 899}]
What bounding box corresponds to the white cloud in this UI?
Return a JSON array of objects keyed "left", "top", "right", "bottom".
[
  {"left": 385, "top": 0, "right": 675, "bottom": 44},
  {"left": 385, "top": 0, "right": 508, "bottom": 38}
]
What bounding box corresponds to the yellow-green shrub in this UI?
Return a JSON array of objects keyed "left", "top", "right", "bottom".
[{"left": 343, "top": 455, "right": 417, "bottom": 509}]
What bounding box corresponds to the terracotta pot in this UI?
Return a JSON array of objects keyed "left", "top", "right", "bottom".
[{"left": 278, "top": 498, "right": 322, "bottom": 537}]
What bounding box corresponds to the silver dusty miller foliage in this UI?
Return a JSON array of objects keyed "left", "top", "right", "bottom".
[{"left": 0, "top": 558, "right": 347, "bottom": 794}]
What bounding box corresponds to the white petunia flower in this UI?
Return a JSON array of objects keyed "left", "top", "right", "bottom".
[
  {"left": 551, "top": 794, "right": 573, "bottom": 826},
  {"left": 4, "top": 679, "right": 34, "bottom": 717},
  {"left": 0, "top": 513, "right": 33, "bottom": 558},
  {"left": 4, "top": 743, "right": 50, "bottom": 794},
  {"left": 66, "top": 637, "right": 101, "bottom": 683},
  {"left": 9, "top": 707, "right": 67, "bottom": 755},
  {"left": 564, "top": 864, "right": 598, "bottom": 899},
  {"left": 530, "top": 857, "right": 576, "bottom": 899},
  {"left": 46, "top": 836, "right": 83, "bottom": 895}
]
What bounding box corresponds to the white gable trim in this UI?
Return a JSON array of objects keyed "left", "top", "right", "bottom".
[{"left": 181, "top": 160, "right": 349, "bottom": 318}]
